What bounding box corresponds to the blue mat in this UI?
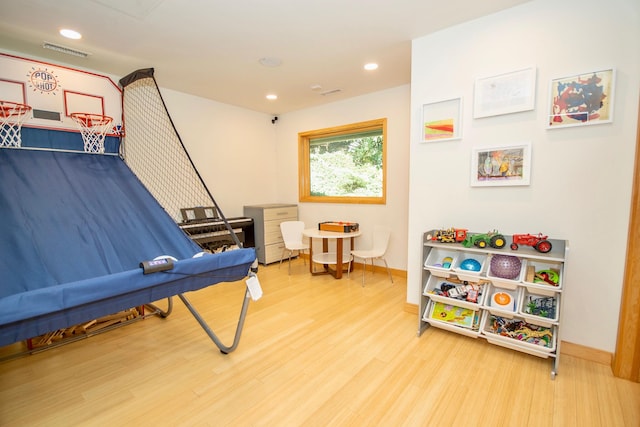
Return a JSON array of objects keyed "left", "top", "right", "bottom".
[{"left": 0, "top": 148, "right": 255, "bottom": 346}]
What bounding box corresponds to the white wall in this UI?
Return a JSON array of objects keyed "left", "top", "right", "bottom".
[
  {"left": 160, "top": 89, "right": 279, "bottom": 218},
  {"left": 274, "top": 85, "right": 411, "bottom": 270},
  {"left": 162, "top": 85, "right": 412, "bottom": 272},
  {"left": 408, "top": 0, "right": 640, "bottom": 352},
  {"left": 15, "top": 0, "right": 634, "bottom": 353}
]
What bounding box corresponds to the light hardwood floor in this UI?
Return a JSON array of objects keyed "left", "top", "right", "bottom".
[{"left": 1, "top": 261, "right": 639, "bottom": 426}]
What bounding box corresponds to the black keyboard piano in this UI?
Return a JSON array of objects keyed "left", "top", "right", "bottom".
[{"left": 178, "top": 207, "right": 254, "bottom": 252}]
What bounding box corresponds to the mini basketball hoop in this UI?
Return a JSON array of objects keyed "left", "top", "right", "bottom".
[
  {"left": 70, "top": 112, "right": 114, "bottom": 154},
  {"left": 0, "top": 100, "right": 32, "bottom": 148}
]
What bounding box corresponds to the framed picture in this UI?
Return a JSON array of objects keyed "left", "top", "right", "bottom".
[
  {"left": 421, "top": 97, "right": 462, "bottom": 142},
  {"left": 547, "top": 68, "right": 615, "bottom": 129},
  {"left": 473, "top": 67, "right": 536, "bottom": 118},
  {"left": 471, "top": 142, "right": 531, "bottom": 187}
]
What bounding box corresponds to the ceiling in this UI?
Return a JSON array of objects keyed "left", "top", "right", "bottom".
[{"left": 0, "top": 0, "right": 531, "bottom": 114}]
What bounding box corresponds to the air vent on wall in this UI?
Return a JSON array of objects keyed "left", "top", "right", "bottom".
[
  {"left": 320, "top": 89, "right": 342, "bottom": 96},
  {"left": 43, "top": 42, "right": 91, "bottom": 58},
  {"left": 33, "top": 109, "right": 62, "bottom": 121}
]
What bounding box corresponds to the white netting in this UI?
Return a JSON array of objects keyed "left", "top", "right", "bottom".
[
  {"left": 70, "top": 113, "right": 113, "bottom": 154},
  {"left": 120, "top": 71, "right": 214, "bottom": 223},
  {"left": 0, "top": 101, "right": 32, "bottom": 148}
]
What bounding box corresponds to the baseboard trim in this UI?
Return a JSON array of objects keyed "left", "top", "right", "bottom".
[
  {"left": 300, "top": 254, "right": 408, "bottom": 279},
  {"left": 351, "top": 262, "right": 407, "bottom": 279},
  {"left": 403, "top": 303, "right": 613, "bottom": 365},
  {"left": 404, "top": 302, "right": 419, "bottom": 315},
  {"left": 560, "top": 341, "right": 612, "bottom": 365}
]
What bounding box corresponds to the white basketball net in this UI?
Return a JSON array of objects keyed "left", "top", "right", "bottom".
[
  {"left": 70, "top": 113, "right": 113, "bottom": 154},
  {"left": 0, "top": 101, "right": 32, "bottom": 148}
]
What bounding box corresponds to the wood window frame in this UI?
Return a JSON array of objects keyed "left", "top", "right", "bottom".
[{"left": 298, "top": 118, "right": 387, "bottom": 204}]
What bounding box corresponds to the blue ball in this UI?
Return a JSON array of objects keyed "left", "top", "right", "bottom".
[{"left": 459, "top": 258, "right": 481, "bottom": 272}]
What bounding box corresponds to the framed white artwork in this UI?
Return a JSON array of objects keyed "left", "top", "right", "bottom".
[{"left": 473, "top": 67, "right": 536, "bottom": 119}]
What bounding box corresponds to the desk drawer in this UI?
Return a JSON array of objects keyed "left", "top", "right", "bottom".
[
  {"left": 265, "top": 242, "right": 287, "bottom": 264},
  {"left": 265, "top": 228, "right": 283, "bottom": 245},
  {"left": 265, "top": 221, "right": 285, "bottom": 245}
]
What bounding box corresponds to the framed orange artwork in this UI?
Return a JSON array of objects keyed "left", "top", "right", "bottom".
[{"left": 421, "top": 97, "right": 462, "bottom": 142}]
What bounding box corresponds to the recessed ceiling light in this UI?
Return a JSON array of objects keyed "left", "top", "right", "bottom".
[
  {"left": 266, "top": 94, "right": 278, "bottom": 100},
  {"left": 364, "top": 63, "right": 379, "bottom": 71},
  {"left": 60, "top": 28, "right": 82, "bottom": 40}
]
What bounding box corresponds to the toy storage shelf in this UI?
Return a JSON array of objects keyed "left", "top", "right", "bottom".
[{"left": 417, "top": 230, "right": 568, "bottom": 380}]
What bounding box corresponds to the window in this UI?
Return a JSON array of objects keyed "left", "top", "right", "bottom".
[{"left": 298, "top": 118, "right": 386, "bottom": 204}]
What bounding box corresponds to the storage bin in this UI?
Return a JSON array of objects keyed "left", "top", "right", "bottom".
[
  {"left": 485, "top": 283, "right": 521, "bottom": 318},
  {"left": 519, "top": 290, "right": 560, "bottom": 327},
  {"left": 452, "top": 252, "right": 487, "bottom": 282},
  {"left": 424, "top": 300, "right": 481, "bottom": 330},
  {"left": 423, "top": 248, "right": 459, "bottom": 278},
  {"left": 486, "top": 255, "right": 526, "bottom": 289},
  {"left": 481, "top": 313, "right": 557, "bottom": 354},
  {"left": 423, "top": 275, "right": 486, "bottom": 310},
  {"left": 522, "top": 260, "right": 563, "bottom": 295}
]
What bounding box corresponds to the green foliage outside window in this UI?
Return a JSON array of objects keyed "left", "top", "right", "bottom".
[
  {"left": 299, "top": 118, "right": 386, "bottom": 204},
  {"left": 309, "top": 136, "right": 383, "bottom": 197}
]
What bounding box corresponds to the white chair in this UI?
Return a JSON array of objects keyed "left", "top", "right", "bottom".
[
  {"left": 279, "top": 221, "right": 310, "bottom": 274},
  {"left": 350, "top": 225, "right": 393, "bottom": 286}
]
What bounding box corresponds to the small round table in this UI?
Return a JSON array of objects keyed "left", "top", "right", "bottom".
[{"left": 302, "top": 228, "right": 361, "bottom": 279}]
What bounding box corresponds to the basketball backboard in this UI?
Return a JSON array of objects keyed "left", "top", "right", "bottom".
[{"left": 0, "top": 52, "right": 122, "bottom": 136}]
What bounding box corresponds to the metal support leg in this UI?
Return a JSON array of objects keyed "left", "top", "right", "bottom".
[
  {"left": 177, "top": 289, "right": 251, "bottom": 354},
  {"left": 279, "top": 249, "right": 293, "bottom": 275},
  {"left": 382, "top": 259, "right": 394, "bottom": 285},
  {"left": 145, "top": 297, "right": 174, "bottom": 318}
]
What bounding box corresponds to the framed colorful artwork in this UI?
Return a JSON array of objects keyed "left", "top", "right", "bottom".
[
  {"left": 473, "top": 67, "right": 536, "bottom": 118},
  {"left": 421, "top": 97, "right": 462, "bottom": 142},
  {"left": 547, "top": 68, "right": 615, "bottom": 129},
  {"left": 471, "top": 142, "right": 531, "bottom": 187}
]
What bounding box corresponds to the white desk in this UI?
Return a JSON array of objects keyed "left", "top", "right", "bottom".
[{"left": 302, "top": 228, "right": 361, "bottom": 279}]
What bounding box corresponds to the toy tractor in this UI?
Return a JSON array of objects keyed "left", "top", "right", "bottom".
[
  {"left": 462, "top": 230, "right": 506, "bottom": 249},
  {"left": 511, "top": 233, "right": 552, "bottom": 253}
]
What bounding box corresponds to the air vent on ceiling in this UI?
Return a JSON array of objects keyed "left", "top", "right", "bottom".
[
  {"left": 320, "top": 89, "right": 342, "bottom": 96},
  {"left": 43, "top": 42, "right": 91, "bottom": 58}
]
